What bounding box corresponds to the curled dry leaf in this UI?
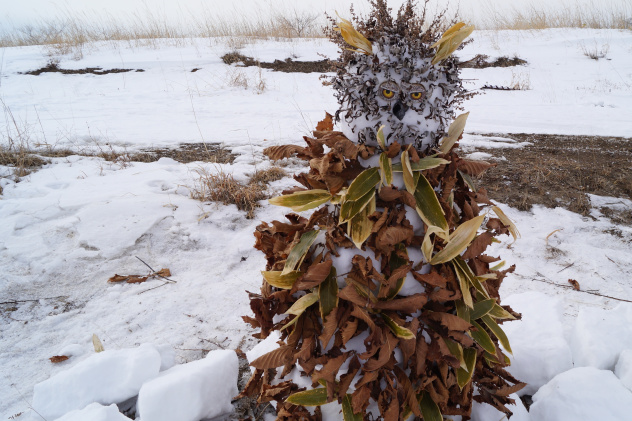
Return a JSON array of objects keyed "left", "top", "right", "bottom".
[
  {"left": 49, "top": 355, "right": 69, "bottom": 363},
  {"left": 568, "top": 279, "right": 581, "bottom": 291}
]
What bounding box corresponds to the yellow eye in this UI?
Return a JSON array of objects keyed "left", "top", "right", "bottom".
[
  {"left": 411, "top": 91, "right": 423, "bottom": 100},
  {"left": 382, "top": 89, "right": 395, "bottom": 99}
]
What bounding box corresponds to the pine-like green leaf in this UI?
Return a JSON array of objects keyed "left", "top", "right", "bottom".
[
  {"left": 286, "top": 387, "right": 329, "bottom": 406},
  {"left": 379, "top": 153, "right": 393, "bottom": 186},
  {"left": 261, "top": 270, "right": 302, "bottom": 289},
  {"left": 429, "top": 215, "right": 485, "bottom": 265},
  {"left": 470, "top": 319, "right": 496, "bottom": 354},
  {"left": 413, "top": 174, "right": 449, "bottom": 236},
  {"left": 342, "top": 394, "right": 363, "bottom": 421},
  {"left": 419, "top": 392, "right": 443, "bottom": 421},
  {"left": 482, "top": 315, "right": 513, "bottom": 354},
  {"left": 439, "top": 112, "right": 470, "bottom": 154},
  {"left": 269, "top": 190, "right": 332, "bottom": 212},
  {"left": 286, "top": 291, "right": 319, "bottom": 316},
  {"left": 282, "top": 230, "right": 319, "bottom": 275},
  {"left": 470, "top": 298, "right": 496, "bottom": 320},
  {"left": 381, "top": 313, "right": 415, "bottom": 339},
  {"left": 456, "top": 347, "right": 477, "bottom": 389},
  {"left": 319, "top": 267, "right": 339, "bottom": 319}
]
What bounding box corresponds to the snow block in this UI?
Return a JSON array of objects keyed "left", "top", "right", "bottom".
[
  {"left": 137, "top": 349, "right": 238, "bottom": 421},
  {"left": 615, "top": 349, "right": 632, "bottom": 391},
  {"left": 570, "top": 303, "right": 632, "bottom": 370},
  {"left": 501, "top": 292, "right": 573, "bottom": 395},
  {"left": 53, "top": 403, "right": 130, "bottom": 421},
  {"left": 471, "top": 393, "right": 530, "bottom": 421},
  {"left": 530, "top": 367, "right": 632, "bottom": 421},
  {"left": 32, "top": 343, "right": 161, "bottom": 420}
]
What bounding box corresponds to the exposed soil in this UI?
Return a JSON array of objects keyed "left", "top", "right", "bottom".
[
  {"left": 222, "top": 52, "right": 334, "bottom": 73},
  {"left": 136, "top": 143, "right": 235, "bottom": 164},
  {"left": 468, "top": 133, "right": 632, "bottom": 225},
  {"left": 23, "top": 62, "right": 144, "bottom": 76},
  {"left": 459, "top": 54, "right": 528, "bottom": 68}
]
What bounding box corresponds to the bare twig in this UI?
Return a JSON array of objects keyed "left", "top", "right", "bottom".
[
  {"left": 557, "top": 262, "right": 575, "bottom": 273},
  {"left": 1, "top": 296, "right": 67, "bottom": 305},
  {"left": 135, "top": 256, "right": 176, "bottom": 283},
  {"left": 531, "top": 277, "right": 632, "bottom": 303}
]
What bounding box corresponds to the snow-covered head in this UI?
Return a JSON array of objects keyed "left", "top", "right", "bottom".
[{"left": 329, "top": 1, "right": 469, "bottom": 151}]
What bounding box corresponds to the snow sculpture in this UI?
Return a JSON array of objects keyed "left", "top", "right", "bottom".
[{"left": 241, "top": 1, "right": 524, "bottom": 419}]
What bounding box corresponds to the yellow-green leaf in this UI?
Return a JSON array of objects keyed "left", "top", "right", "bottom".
[
  {"left": 458, "top": 169, "right": 477, "bottom": 192},
  {"left": 92, "top": 334, "right": 104, "bottom": 353},
  {"left": 482, "top": 314, "right": 513, "bottom": 354},
  {"left": 452, "top": 261, "right": 474, "bottom": 308},
  {"left": 385, "top": 244, "right": 408, "bottom": 299},
  {"left": 376, "top": 125, "right": 386, "bottom": 149},
  {"left": 282, "top": 230, "right": 319, "bottom": 275},
  {"left": 444, "top": 338, "right": 466, "bottom": 369},
  {"left": 470, "top": 298, "right": 496, "bottom": 320},
  {"left": 348, "top": 194, "right": 375, "bottom": 249},
  {"left": 319, "top": 267, "right": 338, "bottom": 318},
  {"left": 457, "top": 347, "right": 477, "bottom": 389},
  {"left": 422, "top": 225, "right": 444, "bottom": 263},
  {"left": 340, "top": 188, "right": 375, "bottom": 224},
  {"left": 456, "top": 299, "right": 471, "bottom": 322},
  {"left": 414, "top": 173, "right": 449, "bottom": 236},
  {"left": 342, "top": 394, "right": 362, "bottom": 421},
  {"left": 429, "top": 215, "right": 485, "bottom": 265},
  {"left": 488, "top": 303, "right": 517, "bottom": 320},
  {"left": 286, "top": 291, "right": 319, "bottom": 316},
  {"left": 346, "top": 167, "right": 380, "bottom": 202},
  {"left": 334, "top": 14, "right": 373, "bottom": 55},
  {"left": 431, "top": 22, "right": 475, "bottom": 65},
  {"left": 419, "top": 392, "right": 442, "bottom": 421},
  {"left": 454, "top": 257, "right": 489, "bottom": 299},
  {"left": 379, "top": 153, "right": 393, "bottom": 186},
  {"left": 392, "top": 156, "right": 450, "bottom": 172},
  {"left": 490, "top": 260, "right": 506, "bottom": 271},
  {"left": 470, "top": 319, "right": 496, "bottom": 354},
  {"left": 439, "top": 112, "right": 470, "bottom": 154},
  {"left": 492, "top": 206, "right": 521, "bottom": 242},
  {"left": 286, "top": 387, "right": 329, "bottom": 406},
  {"left": 261, "top": 270, "right": 302, "bottom": 289},
  {"left": 381, "top": 313, "right": 415, "bottom": 339},
  {"left": 269, "top": 190, "right": 332, "bottom": 212},
  {"left": 401, "top": 148, "right": 417, "bottom": 194}
]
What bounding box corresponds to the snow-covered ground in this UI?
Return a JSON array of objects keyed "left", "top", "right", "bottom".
[{"left": 1, "top": 28, "right": 631, "bottom": 420}]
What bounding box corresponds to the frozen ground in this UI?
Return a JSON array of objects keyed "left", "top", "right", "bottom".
[{"left": 1, "top": 29, "right": 631, "bottom": 420}]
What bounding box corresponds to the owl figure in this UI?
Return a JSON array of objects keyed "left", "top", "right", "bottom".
[{"left": 243, "top": 2, "right": 523, "bottom": 420}]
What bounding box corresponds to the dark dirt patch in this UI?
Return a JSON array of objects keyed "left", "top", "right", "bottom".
[
  {"left": 468, "top": 133, "right": 632, "bottom": 224},
  {"left": 459, "top": 54, "right": 527, "bottom": 68},
  {"left": 222, "top": 52, "right": 334, "bottom": 73},
  {"left": 137, "top": 143, "right": 235, "bottom": 164},
  {"left": 23, "top": 62, "right": 143, "bottom": 76}
]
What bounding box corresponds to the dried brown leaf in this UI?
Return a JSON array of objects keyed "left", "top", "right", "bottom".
[
  {"left": 264, "top": 145, "right": 305, "bottom": 161},
  {"left": 568, "top": 279, "right": 581, "bottom": 291},
  {"left": 249, "top": 346, "right": 294, "bottom": 370},
  {"left": 49, "top": 355, "right": 69, "bottom": 363},
  {"left": 457, "top": 159, "right": 496, "bottom": 177}
]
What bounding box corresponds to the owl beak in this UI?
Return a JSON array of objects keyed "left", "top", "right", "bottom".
[{"left": 392, "top": 101, "right": 408, "bottom": 120}]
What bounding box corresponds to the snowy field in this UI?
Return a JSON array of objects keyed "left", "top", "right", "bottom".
[{"left": 1, "top": 28, "right": 632, "bottom": 420}]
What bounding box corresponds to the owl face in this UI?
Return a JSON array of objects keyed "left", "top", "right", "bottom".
[{"left": 333, "top": 34, "right": 462, "bottom": 152}]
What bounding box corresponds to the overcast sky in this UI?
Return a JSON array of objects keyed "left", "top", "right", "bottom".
[{"left": 1, "top": 0, "right": 630, "bottom": 29}]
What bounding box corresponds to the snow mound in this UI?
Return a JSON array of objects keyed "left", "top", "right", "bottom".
[
  {"left": 501, "top": 291, "right": 573, "bottom": 395},
  {"left": 530, "top": 367, "right": 632, "bottom": 421},
  {"left": 570, "top": 303, "right": 632, "bottom": 370},
  {"left": 52, "top": 403, "right": 130, "bottom": 421},
  {"left": 32, "top": 343, "right": 161, "bottom": 420},
  {"left": 615, "top": 349, "right": 632, "bottom": 391},
  {"left": 137, "top": 349, "right": 238, "bottom": 421},
  {"left": 471, "top": 393, "right": 530, "bottom": 421}
]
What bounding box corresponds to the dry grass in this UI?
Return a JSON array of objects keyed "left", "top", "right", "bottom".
[
  {"left": 248, "top": 167, "right": 286, "bottom": 185},
  {"left": 580, "top": 42, "right": 610, "bottom": 60}
]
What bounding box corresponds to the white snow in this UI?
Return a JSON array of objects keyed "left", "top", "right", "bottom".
[
  {"left": 136, "top": 349, "right": 238, "bottom": 421},
  {"left": 32, "top": 343, "right": 161, "bottom": 420},
  {"left": 501, "top": 292, "right": 573, "bottom": 395},
  {"left": 530, "top": 367, "right": 632, "bottom": 421},
  {"left": 1, "top": 27, "right": 631, "bottom": 420},
  {"left": 614, "top": 349, "right": 632, "bottom": 391},
  {"left": 52, "top": 403, "right": 131, "bottom": 421}
]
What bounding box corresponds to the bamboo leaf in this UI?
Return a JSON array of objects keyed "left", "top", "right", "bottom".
[
  {"left": 457, "top": 347, "right": 477, "bottom": 389},
  {"left": 319, "top": 267, "right": 339, "bottom": 319},
  {"left": 490, "top": 260, "right": 506, "bottom": 271},
  {"left": 261, "top": 270, "right": 302, "bottom": 289},
  {"left": 482, "top": 315, "right": 513, "bottom": 354},
  {"left": 456, "top": 299, "right": 471, "bottom": 323},
  {"left": 470, "top": 298, "right": 496, "bottom": 320},
  {"left": 470, "top": 319, "right": 496, "bottom": 354},
  {"left": 379, "top": 153, "right": 393, "bottom": 186},
  {"left": 458, "top": 169, "right": 477, "bottom": 192},
  {"left": 454, "top": 257, "right": 489, "bottom": 299},
  {"left": 376, "top": 125, "right": 386, "bottom": 149},
  {"left": 269, "top": 190, "right": 332, "bottom": 212},
  {"left": 286, "top": 387, "right": 329, "bottom": 406},
  {"left": 286, "top": 291, "right": 319, "bottom": 316},
  {"left": 391, "top": 156, "right": 450, "bottom": 172},
  {"left": 452, "top": 261, "right": 474, "bottom": 308},
  {"left": 431, "top": 23, "right": 475, "bottom": 65},
  {"left": 342, "top": 394, "right": 363, "bottom": 421},
  {"left": 381, "top": 313, "right": 415, "bottom": 339},
  {"left": 419, "top": 392, "right": 443, "bottom": 421},
  {"left": 439, "top": 112, "right": 469, "bottom": 154},
  {"left": 346, "top": 167, "right": 381, "bottom": 202},
  {"left": 282, "top": 230, "right": 319, "bottom": 275},
  {"left": 488, "top": 303, "right": 517, "bottom": 320},
  {"left": 443, "top": 338, "right": 466, "bottom": 369},
  {"left": 334, "top": 14, "right": 373, "bottom": 55},
  {"left": 429, "top": 215, "right": 485, "bottom": 265},
  {"left": 401, "top": 148, "right": 417, "bottom": 194},
  {"left": 340, "top": 189, "right": 375, "bottom": 224},
  {"left": 413, "top": 173, "right": 449, "bottom": 236},
  {"left": 492, "top": 206, "right": 521, "bottom": 242},
  {"left": 349, "top": 194, "right": 375, "bottom": 249},
  {"left": 385, "top": 244, "right": 408, "bottom": 299}
]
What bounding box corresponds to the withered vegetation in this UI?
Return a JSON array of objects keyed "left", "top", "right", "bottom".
[{"left": 222, "top": 52, "right": 334, "bottom": 73}]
